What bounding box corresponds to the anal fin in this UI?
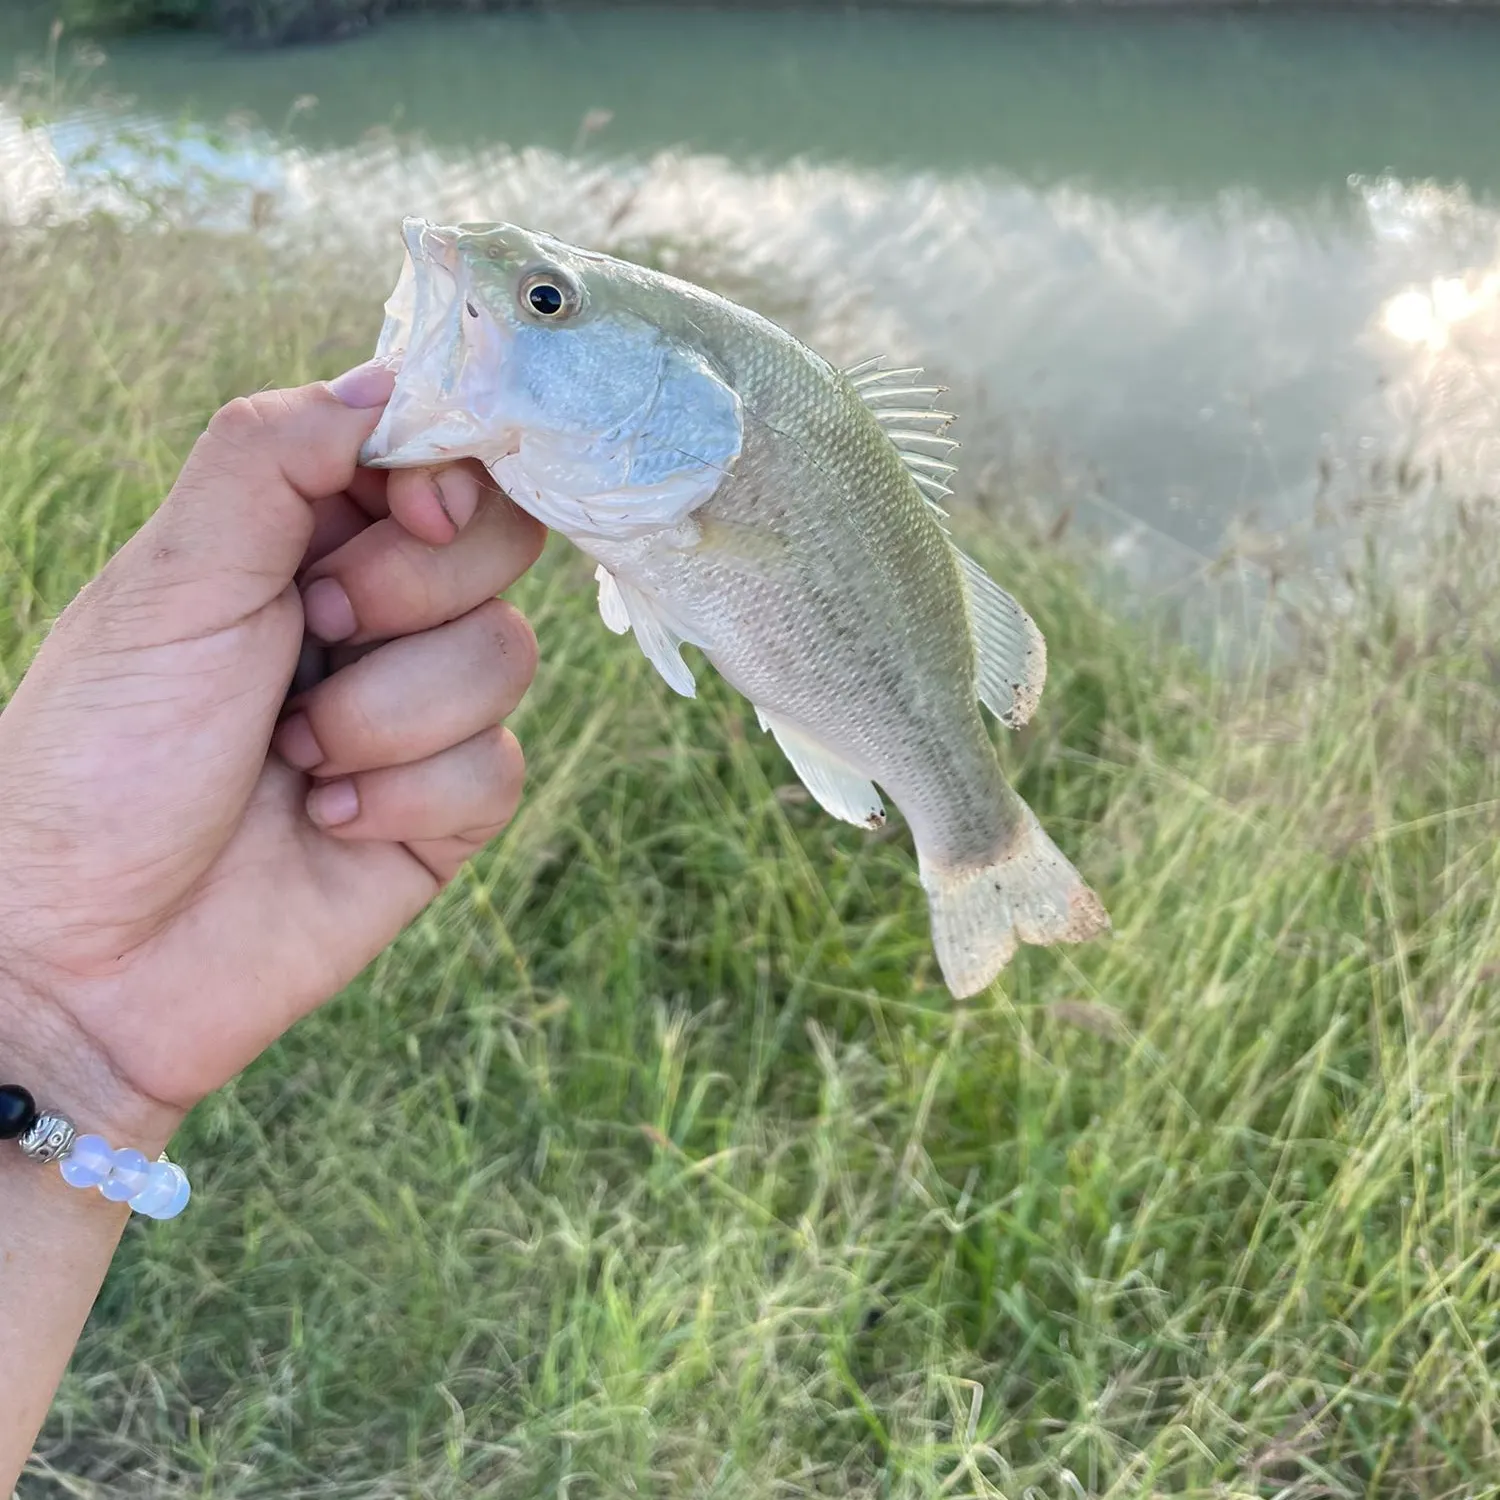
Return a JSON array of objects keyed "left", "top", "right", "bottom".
[
  {"left": 756, "top": 708, "right": 885, "bottom": 830},
  {"left": 953, "top": 548, "right": 1048, "bottom": 729}
]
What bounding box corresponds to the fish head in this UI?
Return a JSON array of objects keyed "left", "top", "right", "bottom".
[{"left": 359, "top": 217, "right": 742, "bottom": 539}]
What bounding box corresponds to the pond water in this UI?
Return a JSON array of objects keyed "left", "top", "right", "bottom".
[{"left": 4, "top": 5, "right": 1500, "bottom": 597}]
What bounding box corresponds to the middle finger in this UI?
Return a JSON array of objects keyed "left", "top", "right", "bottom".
[{"left": 300, "top": 471, "right": 546, "bottom": 646}]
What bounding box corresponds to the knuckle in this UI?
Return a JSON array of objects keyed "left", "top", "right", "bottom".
[
  {"left": 205, "top": 393, "right": 301, "bottom": 462},
  {"left": 488, "top": 727, "right": 526, "bottom": 806},
  {"left": 206, "top": 390, "right": 300, "bottom": 450},
  {"left": 467, "top": 727, "right": 524, "bottom": 832},
  {"left": 249, "top": 388, "right": 299, "bottom": 424},
  {"left": 476, "top": 598, "right": 539, "bottom": 688},
  {"left": 456, "top": 820, "right": 509, "bottom": 851},
  {"left": 493, "top": 724, "right": 525, "bottom": 780},
  {"left": 205, "top": 394, "right": 266, "bottom": 448}
]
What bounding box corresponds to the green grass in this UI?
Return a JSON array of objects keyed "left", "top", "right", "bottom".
[{"left": 4, "top": 217, "right": 1500, "bottom": 1500}]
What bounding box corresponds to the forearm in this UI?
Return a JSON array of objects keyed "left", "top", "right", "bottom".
[
  {"left": 0, "top": 998, "right": 179, "bottom": 1494},
  {"left": 0, "top": 1153, "right": 135, "bottom": 1491}
]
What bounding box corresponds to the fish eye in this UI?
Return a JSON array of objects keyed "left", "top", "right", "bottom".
[
  {"left": 529, "top": 283, "right": 563, "bottom": 316},
  {"left": 519, "top": 267, "right": 581, "bottom": 322}
]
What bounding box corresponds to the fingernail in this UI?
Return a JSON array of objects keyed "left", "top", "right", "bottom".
[
  {"left": 434, "top": 470, "right": 478, "bottom": 533},
  {"left": 274, "top": 712, "right": 324, "bottom": 772},
  {"left": 307, "top": 778, "right": 359, "bottom": 828},
  {"left": 326, "top": 359, "right": 397, "bottom": 409},
  {"left": 302, "top": 577, "right": 357, "bottom": 643}
]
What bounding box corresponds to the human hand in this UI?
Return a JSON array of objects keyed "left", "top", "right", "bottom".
[{"left": 0, "top": 363, "right": 545, "bottom": 1150}]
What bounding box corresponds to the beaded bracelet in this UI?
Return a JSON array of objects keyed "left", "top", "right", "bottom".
[{"left": 0, "top": 1083, "right": 191, "bottom": 1220}]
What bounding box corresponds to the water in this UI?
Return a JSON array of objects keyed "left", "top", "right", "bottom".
[{"left": 5, "top": 6, "right": 1500, "bottom": 597}]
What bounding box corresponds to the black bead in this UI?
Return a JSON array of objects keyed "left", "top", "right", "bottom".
[{"left": 0, "top": 1084, "right": 39, "bottom": 1140}]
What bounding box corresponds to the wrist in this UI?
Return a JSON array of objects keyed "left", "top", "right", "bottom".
[{"left": 0, "top": 961, "right": 184, "bottom": 1161}]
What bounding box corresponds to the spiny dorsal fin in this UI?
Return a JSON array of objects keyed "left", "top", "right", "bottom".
[
  {"left": 843, "top": 355, "right": 960, "bottom": 517},
  {"left": 953, "top": 548, "right": 1048, "bottom": 729}
]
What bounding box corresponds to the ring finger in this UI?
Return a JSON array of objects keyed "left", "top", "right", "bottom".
[{"left": 273, "top": 598, "right": 537, "bottom": 778}]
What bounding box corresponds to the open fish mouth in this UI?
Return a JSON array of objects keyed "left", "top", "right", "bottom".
[{"left": 358, "top": 217, "right": 514, "bottom": 469}]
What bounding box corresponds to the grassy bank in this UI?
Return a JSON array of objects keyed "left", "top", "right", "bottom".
[
  {"left": 4, "top": 216, "right": 1499, "bottom": 1499},
  {"left": 62, "top": 0, "right": 425, "bottom": 48}
]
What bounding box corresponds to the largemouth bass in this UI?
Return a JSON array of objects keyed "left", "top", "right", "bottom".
[{"left": 359, "top": 217, "right": 1109, "bottom": 995}]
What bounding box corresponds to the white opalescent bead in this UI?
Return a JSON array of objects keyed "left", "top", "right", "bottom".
[
  {"left": 59, "top": 1133, "right": 115, "bottom": 1189},
  {"left": 128, "top": 1160, "right": 182, "bottom": 1218},
  {"left": 100, "top": 1147, "right": 151, "bottom": 1202},
  {"left": 155, "top": 1164, "right": 192, "bottom": 1220}
]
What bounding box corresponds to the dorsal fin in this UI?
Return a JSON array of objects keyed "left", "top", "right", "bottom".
[
  {"left": 882, "top": 430, "right": 960, "bottom": 452},
  {"left": 843, "top": 356, "right": 961, "bottom": 517},
  {"left": 952, "top": 548, "right": 1048, "bottom": 729}
]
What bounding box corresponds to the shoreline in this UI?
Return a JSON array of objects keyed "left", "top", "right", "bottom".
[{"left": 78, "top": 0, "right": 1500, "bottom": 51}]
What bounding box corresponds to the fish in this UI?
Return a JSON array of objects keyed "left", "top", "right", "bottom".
[{"left": 358, "top": 217, "right": 1110, "bottom": 996}]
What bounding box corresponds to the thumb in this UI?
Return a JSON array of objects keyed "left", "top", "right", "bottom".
[{"left": 100, "top": 362, "right": 396, "bottom": 647}]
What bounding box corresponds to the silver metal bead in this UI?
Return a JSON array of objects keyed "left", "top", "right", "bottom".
[{"left": 19, "top": 1109, "right": 77, "bottom": 1164}]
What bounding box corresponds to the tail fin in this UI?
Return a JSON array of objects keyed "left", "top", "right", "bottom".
[{"left": 921, "top": 805, "right": 1110, "bottom": 997}]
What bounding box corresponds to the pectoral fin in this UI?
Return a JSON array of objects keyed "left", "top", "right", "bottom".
[
  {"left": 595, "top": 566, "right": 698, "bottom": 698},
  {"left": 755, "top": 708, "right": 885, "bottom": 830},
  {"left": 594, "top": 564, "right": 631, "bottom": 634}
]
